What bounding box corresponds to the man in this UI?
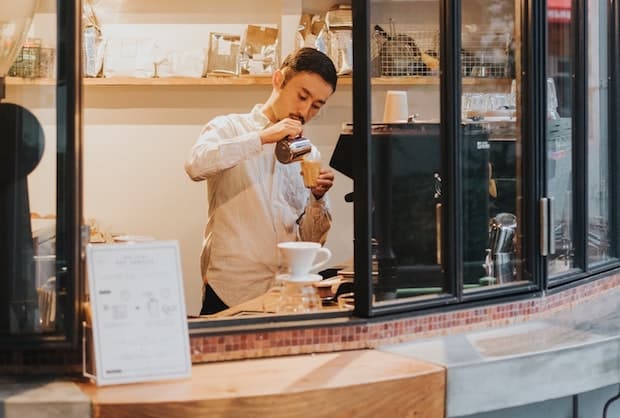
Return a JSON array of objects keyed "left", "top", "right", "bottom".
[{"left": 185, "top": 47, "right": 337, "bottom": 315}]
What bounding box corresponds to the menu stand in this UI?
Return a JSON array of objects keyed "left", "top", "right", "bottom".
[
  {"left": 82, "top": 321, "right": 96, "bottom": 380},
  {"left": 84, "top": 241, "right": 191, "bottom": 386}
]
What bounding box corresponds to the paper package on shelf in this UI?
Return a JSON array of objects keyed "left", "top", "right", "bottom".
[
  {"left": 325, "top": 5, "right": 352, "bottom": 30},
  {"left": 329, "top": 30, "right": 353, "bottom": 75},
  {"left": 205, "top": 32, "right": 241, "bottom": 76},
  {"left": 297, "top": 15, "right": 324, "bottom": 50},
  {"left": 299, "top": 10, "right": 352, "bottom": 76},
  {"left": 103, "top": 37, "right": 157, "bottom": 78},
  {"left": 241, "top": 25, "right": 279, "bottom": 75},
  {"left": 82, "top": 0, "right": 104, "bottom": 77}
]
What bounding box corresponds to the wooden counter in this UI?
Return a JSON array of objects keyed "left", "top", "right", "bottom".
[{"left": 79, "top": 349, "right": 445, "bottom": 418}]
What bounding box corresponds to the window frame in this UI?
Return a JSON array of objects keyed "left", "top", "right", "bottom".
[
  {"left": 0, "top": 0, "right": 83, "bottom": 348},
  {"left": 546, "top": 0, "right": 620, "bottom": 289}
]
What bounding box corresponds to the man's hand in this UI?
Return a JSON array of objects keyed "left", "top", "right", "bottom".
[
  {"left": 310, "top": 168, "right": 335, "bottom": 200},
  {"left": 260, "top": 118, "right": 303, "bottom": 144}
]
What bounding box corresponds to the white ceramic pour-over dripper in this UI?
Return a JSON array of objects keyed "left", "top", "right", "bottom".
[{"left": 277, "top": 242, "right": 332, "bottom": 281}]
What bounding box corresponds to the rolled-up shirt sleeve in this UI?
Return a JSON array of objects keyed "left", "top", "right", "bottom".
[
  {"left": 297, "top": 193, "right": 332, "bottom": 245},
  {"left": 185, "top": 117, "right": 263, "bottom": 181}
]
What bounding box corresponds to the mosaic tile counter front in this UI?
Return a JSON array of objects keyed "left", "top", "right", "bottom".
[{"left": 189, "top": 272, "right": 620, "bottom": 363}]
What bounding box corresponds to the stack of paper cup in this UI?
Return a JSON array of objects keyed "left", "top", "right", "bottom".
[{"left": 382, "top": 90, "right": 409, "bottom": 123}]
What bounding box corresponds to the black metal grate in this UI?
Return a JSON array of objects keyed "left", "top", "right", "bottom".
[{"left": 373, "top": 27, "right": 513, "bottom": 78}]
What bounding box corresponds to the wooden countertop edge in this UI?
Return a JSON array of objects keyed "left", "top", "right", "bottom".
[{"left": 79, "top": 349, "right": 446, "bottom": 418}]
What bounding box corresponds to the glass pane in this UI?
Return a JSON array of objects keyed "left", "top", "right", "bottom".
[
  {"left": 461, "top": 0, "right": 526, "bottom": 291},
  {"left": 367, "top": 0, "right": 447, "bottom": 306},
  {"left": 547, "top": 0, "right": 576, "bottom": 276},
  {"left": 1, "top": 1, "right": 59, "bottom": 334},
  {"left": 587, "top": 0, "right": 611, "bottom": 265}
]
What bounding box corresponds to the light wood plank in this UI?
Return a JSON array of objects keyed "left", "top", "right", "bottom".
[
  {"left": 5, "top": 75, "right": 512, "bottom": 87},
  {"left": 4, "top": 77, "right": 56, "bottom": 86},
  {"left": 84, "top": 75, "right": 274, "bottom": 86},
  {"left": 80, "top": 349, "right": 445, "bottom": 418}
]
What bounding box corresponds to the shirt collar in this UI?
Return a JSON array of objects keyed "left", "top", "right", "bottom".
[{"left": 251, "top": 104, "right": 272, "bottom": 129}]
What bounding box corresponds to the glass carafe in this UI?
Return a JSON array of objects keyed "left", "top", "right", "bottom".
[{"left": 276, "top": 279, "right": 322, "bottom": 314}]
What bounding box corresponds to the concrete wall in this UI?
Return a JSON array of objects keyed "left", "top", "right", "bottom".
[{"left": 458, "top": 384, "right": 620, "bottom": 418}]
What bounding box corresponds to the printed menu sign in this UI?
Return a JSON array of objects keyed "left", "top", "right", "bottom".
[{"left": 86, "top": 241, "right": 191, "bottom": 386}]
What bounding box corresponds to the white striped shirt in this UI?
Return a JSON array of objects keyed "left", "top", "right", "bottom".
[{"left": 185, "top": 104, "right": 331, "bottom": 307}]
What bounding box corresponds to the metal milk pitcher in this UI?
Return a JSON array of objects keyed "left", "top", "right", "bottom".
[{"left": 275, "top": 137, "right": 312, "bottom": 164}]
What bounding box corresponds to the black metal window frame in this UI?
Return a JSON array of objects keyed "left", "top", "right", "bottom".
[
  {"left": 351, "top": 0, "right": 620, "bottom": 318},
  {"left": 612, "top": 0, "right": 620, "bottom": 260},
  {"left": 351, "top": 0, "right": 544, "bottom": 317},
  {"left": 9, "top": 0, "right": 612, "bottom": 337},
  {"left": 192, "top": 0, "right": 620, "bottom": 325},
  {"left": 0, "top": 0, "right": 83, "bottom": 348},
  {"left": 546, "top": 0, "right": 620, "bottom": 290},
  {"left": 458, "top": 0, "right": 541, "bottom": 303},
  {"left": 173, "top": 0, "right": 620, "bottom": 330},
  {"left": 33, "top": 0, "right": 618, "bottom": 331},
  {"left": 55, "top": 0, "right": 84, "bottom": 348},
  {"left": 7, "top": 0, "right": 618, "bottom": 338}
]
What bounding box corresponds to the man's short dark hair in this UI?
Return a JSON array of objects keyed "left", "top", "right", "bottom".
[{"left": 280, "top": 47, "right": 337, "bottom": 92}]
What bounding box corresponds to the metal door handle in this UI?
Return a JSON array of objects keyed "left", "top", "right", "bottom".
[
  {"left": 548, "top": 197, "right": 555, "bottom": 255},
  {"left": 436, "top": 203, "right": 442, "bottom": 265},
  {"left": 540, "top": 198, "right": 549, "bottom": 256}
]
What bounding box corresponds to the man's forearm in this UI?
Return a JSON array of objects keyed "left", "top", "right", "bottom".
[{"left": 297, "top": 197, "right": 332, "bottom": 244}]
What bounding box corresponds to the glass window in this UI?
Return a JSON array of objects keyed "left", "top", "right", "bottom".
[
  {"left": 364, "top": 0, "right": 447, "bottom": 306},
  {"left": 586, "top": 0, "right": 611, "bottom": 266},
  {"left": 461, "top": 0, "right": 528, "bottom": 291},
  {"left": 1, "top": 1, "right": 60, "bottom": 334},
  {"left": 546, "top": 0, "right": 577, "bottom": 277}
]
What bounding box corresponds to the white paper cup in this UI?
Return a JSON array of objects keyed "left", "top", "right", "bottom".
[{"left": 382, "top": 90, "right": 409, "bottom": 123}]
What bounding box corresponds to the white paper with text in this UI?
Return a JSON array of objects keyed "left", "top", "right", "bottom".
[{"left": 86, "top": 241, "right": 191, "bottom": 386}]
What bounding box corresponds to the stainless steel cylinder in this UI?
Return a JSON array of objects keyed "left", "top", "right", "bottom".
[
  {"left": 275, "top": 137, "right": 312, "bottom": 164},
  {"left": 488, "top": 212, "right": 517, "bottom": 253}
]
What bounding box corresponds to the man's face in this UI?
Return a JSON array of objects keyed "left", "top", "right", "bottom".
[{"left": 272, "top": 71, "right": 334, "bottom": 124}]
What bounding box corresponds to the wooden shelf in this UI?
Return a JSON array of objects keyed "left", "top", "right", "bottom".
[
  {"left": 5, "top": 77, "right": 56, "bottom": 86},
  {"left": 5, "top": 75, "right": 512, "bottom": 87},
  {"left": 365, "top": 76, "right": 511, "bottom": 86},
  {"left": 3, "top": 75, "right": 274, "bottom": 86},
  {"left": 84, "top": 75, "right": 275, "bottom": 86}
]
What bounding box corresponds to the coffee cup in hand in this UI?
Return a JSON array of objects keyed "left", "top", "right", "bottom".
[{"left": 301, "top": 158, "right": 321, "bottom": 188}]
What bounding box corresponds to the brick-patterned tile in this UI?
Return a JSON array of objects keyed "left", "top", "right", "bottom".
[{"left": 187, "top": 273, "right": 620, "bottom": 364}]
